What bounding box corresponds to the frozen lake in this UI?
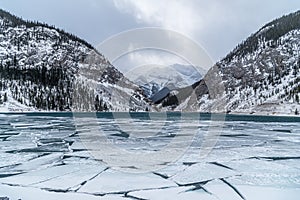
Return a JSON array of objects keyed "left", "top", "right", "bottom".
[{"left": 0, "top": 112, "right": 300, "bottom": 200}]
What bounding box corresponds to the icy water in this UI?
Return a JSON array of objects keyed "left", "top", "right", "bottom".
[{"left": 0, "top": 112, "right": 300, "bottom": 200}]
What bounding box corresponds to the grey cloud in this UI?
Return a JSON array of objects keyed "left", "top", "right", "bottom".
[{"left": 0, "top": 0, "right": 299, "bottom": 62}]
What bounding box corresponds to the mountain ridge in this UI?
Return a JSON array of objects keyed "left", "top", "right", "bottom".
[
  {"left": 0, "top": 8, "right": 299, "bottom": 115},
  {"left": 128, "top": 64, "right": 203, "bottom": 98},
  {"left": 0, "top": 8, "right": 94, "bottom": 50},
  {"left": 159, "top": 10, "right": 300, "bottom": 115},
  {"left": 0, "top": 9, "right": 150, "bottom": 112}
]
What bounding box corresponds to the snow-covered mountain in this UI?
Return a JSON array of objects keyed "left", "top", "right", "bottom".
[
  {"left": 160, "top": 10, "right": 300, "bottom": 115},
  {"left": 128, "top": 64, "right": 203, "bottom": 98},
  {"left": 0, "top": 9, "right": 149, "bottom": 112},
  {"left": 1, "top": 8, "right": 299, "bottom": 115}
]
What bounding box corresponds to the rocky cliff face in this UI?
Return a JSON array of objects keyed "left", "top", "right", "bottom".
[
  {"left": 160, "top": 10, "right": 300, "bottom": 115},
  {"left": 0, "top": 9, "right": 149, "bottom": 112}
]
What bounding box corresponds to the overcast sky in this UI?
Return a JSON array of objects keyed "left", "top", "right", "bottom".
[{"left": 1, "top": 0, "right": 299, "bottom": 64}]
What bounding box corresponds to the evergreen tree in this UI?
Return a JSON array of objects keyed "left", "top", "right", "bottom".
[{"left": 3, "top": 92, "right": 7, "bottom": 102}]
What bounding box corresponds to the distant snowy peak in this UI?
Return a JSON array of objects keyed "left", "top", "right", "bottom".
[
  {"left": 128, "top": 64, "right": 203, "bottom": 98},
  {"left": 0, "top": 9, "right": 150, "bottom": 112}
]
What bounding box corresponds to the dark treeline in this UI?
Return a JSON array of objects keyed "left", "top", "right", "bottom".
[{"left": 0, "top": 62, "right": 110, "bottom": 111}]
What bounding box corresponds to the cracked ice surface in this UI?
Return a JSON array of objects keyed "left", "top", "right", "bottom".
[{"left": 0, "top": 113, "right": 300, "bottom": 200}]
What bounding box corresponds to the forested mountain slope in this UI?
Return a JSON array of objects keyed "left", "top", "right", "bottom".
[
  {"left": 0, "top": 9, "right": 149, "bottom": 112},
  {"left": 160, "top": 10, "right": 300, "bottom": 115}
]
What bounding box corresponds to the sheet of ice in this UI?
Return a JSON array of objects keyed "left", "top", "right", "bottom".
[
  {"left": 128, "top": 186, "right": 218, "bottom": 200},
  {"left": 0, "top": 164, "right": 80, "bottom": 186},
  {"left": 11, "top": 153, "right": 64, "bottom": 172},
  {"left": 0, "top": 153, "right": 38, "bottom": 169},
  {"left": 0, "top": 113, "right": 300, "bottom": 199},
  {"left": 223, "top": 159, "right": 300, "bottom": 187},
  {"left": 203, "top": 179, "right": 244, "bottom": 200},
  {"left": 32, "top": 164, "right": 107, "bottom": 191},
  {"left": 155, "top": 162, "right": 190, "bottom": 178},
  {"left": 63, "top": 150, "right": 95, "bottom": 159},
  {"left": 78, "top": 169, "right": 177, "bottom": 194},
  {"left": 0, "top": 132, "right": 37, "bottom": 152},
  {"left": 0, "top": 184, "right": 126, "bottom": 200},
  {"left": 170, "top": 163, "right": 238, "bottom": 185},
  {"left": 233, "top": 185, "right": 300, "bottom": 200}
]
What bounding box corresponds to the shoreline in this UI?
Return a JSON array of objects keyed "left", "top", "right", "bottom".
[{"left": 0, "top": 110, "right": 299, "bottom": 118}]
